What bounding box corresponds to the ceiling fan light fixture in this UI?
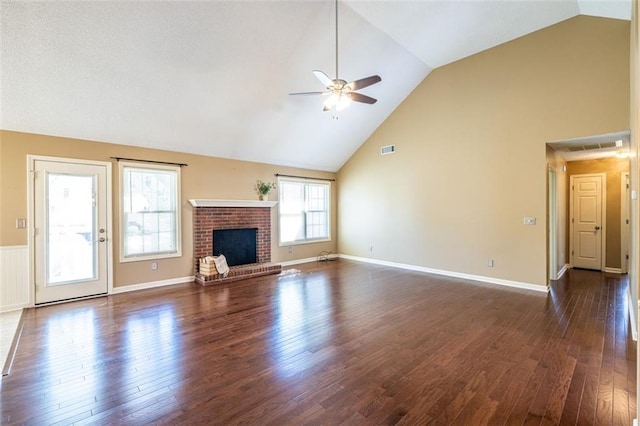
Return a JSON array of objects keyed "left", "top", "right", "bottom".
[
  {"left": 324, "top": 92, "right": 352, "bottom": 111},
  {"left": 324, "top": 93, "right": 339, "bottom": 110},
  {"left": 337, "top": 94, "right": 352, "bottom": 111}
]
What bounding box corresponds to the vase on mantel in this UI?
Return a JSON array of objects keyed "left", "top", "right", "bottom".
[{"left": 259, "top": 194, "right": 268, "bottom": 201}]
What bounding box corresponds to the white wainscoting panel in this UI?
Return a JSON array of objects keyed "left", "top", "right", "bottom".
[{"left": 0, "top": 246, "right": 30, "bottom": 312}]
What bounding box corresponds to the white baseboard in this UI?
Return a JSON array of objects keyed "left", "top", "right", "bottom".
[
  {"left": 556, "top": 264, "right": 569, "bottom": 280},
  {"left": 110, "top": 276, "right": 194, "bottom": 295},
  {"left": 631, "top": 295, "right": 639, "bottom": 341},
  {"left": 0, "top": 303, "right": 30, "bottom": 314},
  {"left": 279, "top": 257, "right": 323, "bottom": 267},
  {"left": 339, "top": 254, "right": 548, "bottom": 293},
  {"left": 604, "top": 267, "right": 623, "bottom": 274}
]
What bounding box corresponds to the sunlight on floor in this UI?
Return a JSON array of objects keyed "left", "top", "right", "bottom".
[{"left": 1, "top": 309, "right": 23, "bottom": 374}]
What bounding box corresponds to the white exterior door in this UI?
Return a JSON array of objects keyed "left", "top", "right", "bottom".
[
  {"left": 33, "top": 158, "right": 111, "bottom": 304},
  {"left": 571, "top": 174, "right": 604, "bottom": 271}
]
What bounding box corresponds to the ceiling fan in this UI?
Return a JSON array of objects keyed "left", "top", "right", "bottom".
[{"left": 289, "top": 0, "right": 382, "bottom": 113}]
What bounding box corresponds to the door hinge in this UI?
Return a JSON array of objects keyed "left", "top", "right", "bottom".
[
  {"left": 626, "top": 219, "right": 630, "bottom": 224},
  {"left": 626, "top": 254, "right": 629, "bottom": 260},
  {"left": 571, "top": 218, "right": 574, "bottom": 224},
  {"left": 571, "top": 250, "right": 574, "bottom": 256}
]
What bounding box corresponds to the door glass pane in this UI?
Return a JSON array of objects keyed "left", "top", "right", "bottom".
[{"left": 47, "top": 173, "right": 96, "bottom": 285}]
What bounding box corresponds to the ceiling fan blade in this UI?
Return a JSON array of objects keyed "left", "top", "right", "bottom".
[
  {"left": 346, "top": 75, "right": 382, "bottom": 91},
  {"left": 313, "top": 70, "right": 334, "bottom": 88},
  {"left": 289, "top": 91, "right": 328, "bottom": 96},
  {"left": 348, "top": 92, "right": 377, "bottom": 104}
]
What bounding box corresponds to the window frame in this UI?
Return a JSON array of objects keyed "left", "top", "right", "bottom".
[
  {"left": 277, "top": 177, "right": 331, "bottom": 246},
  {"left": 118, "top": 161, "right": 182, "bottom": 262}
]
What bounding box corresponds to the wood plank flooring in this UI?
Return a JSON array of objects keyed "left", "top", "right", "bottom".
[{"left": 0, "top": 260, "right": 636, "bottom": 425}]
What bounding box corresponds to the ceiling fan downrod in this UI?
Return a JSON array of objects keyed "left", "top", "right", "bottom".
[{"left": 334, "top": 0, "right": 339, "bottom": 80}]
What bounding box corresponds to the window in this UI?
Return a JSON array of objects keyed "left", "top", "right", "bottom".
[
  {"left": 279, "top": 178, "right": 330, "bottom": 245},
  {"left": 119, "top": 162, "right": 181, "bottom": 261}
]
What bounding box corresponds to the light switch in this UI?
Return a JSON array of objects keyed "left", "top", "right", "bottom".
[
  {"left": 16, "top": 218, "right": 26, "bottom": 229},
  {"left": 633, "top": 190, "right": 638, "bottom": 200},
  {"left": 523, "top": 217, "right": 536, "bottom": 225}
]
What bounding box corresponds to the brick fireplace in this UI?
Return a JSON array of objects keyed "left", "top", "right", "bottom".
[{"left": 190, "top": 199, "right": 282, "bottom": 284}]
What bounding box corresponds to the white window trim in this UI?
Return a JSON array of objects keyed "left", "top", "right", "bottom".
[
  {"left": 118, "top": 161, "right": 182, "bottom": 262},
  {"left": 277, "top": 176, "right": 331, "bottom": 247}
]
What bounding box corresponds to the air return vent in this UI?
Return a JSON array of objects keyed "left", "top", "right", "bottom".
[
  {"left": 566, "top": 142, "right": 617, "bottom": 152},
  {"left": 380, "top": 145, "right": 395, "bottom": 155}
]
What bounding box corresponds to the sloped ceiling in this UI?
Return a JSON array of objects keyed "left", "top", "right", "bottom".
[{"left": 0, "top": 1, "right": 631, "bottom": 172}]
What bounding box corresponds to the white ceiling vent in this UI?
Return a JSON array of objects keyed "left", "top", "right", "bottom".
[{"left": 380, "top": 145, "right": 396, "bottom": 155}]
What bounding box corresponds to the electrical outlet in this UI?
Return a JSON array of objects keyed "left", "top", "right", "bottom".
[
  {"left": 523, "top": 217, "right": 536, "bottom": 225},
  {"left": 488, "top": 259, "right": 494, "bottom": 267},
  {"left": 151, "top": 262, "right": 158, "bottom": 270},
  {"left": 288, "top": 246, "right": 293, "bottom": 254}
]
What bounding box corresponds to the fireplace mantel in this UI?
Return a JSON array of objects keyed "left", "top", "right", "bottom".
[{"left": 189, "top": 199, "right": 277, "bottom": 208}]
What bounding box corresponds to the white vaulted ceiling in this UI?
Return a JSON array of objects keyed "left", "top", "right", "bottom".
[{"left": 0, "top": 1, "right": 632, "bottom": 172}]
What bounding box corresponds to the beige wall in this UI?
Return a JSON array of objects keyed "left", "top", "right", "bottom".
[
  {"left": 337, "top": 16, "right": 630, "bottom": 287},
  {"left": 0, "top": 131, "right": 337, "bottom": 288},
  {"left": 565, "top": 157, "right": 629, "bottom": 269}
]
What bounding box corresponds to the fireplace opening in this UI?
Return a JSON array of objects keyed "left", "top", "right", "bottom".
[{"left": 212, "top": 228, "right": 257, "bottom": 267}]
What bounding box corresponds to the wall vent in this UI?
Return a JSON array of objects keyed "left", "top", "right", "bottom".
[{"left": 380, "top": 145, "right": 395, "bottom": 155}]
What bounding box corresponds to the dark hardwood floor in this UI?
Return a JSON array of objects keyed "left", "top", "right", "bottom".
[{"left": 1, "top": 260, "right": 636, "bottom": 425}]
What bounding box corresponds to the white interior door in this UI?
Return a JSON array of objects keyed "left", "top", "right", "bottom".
[
  {"left": 34, "top": 159, "right": 110, "bottom": 304},
  {"left": 571, "top": 174, "right": 604, "bottom": 270}
]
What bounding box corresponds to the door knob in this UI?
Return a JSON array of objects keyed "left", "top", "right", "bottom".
[
  {"left": 595, "top": 226, "right": 601, "bottom": 231},
  {"left": 99, "top": 237, "right": 106, "bottom": 242}
]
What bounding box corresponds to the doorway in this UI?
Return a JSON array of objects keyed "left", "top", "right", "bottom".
[
  {"left": 548, "top": 167, "right": 558, "bottom": 280},
  {"left": 30, "top": 156, "right": 112, "bottom": 304},
  {"left": 547, "top": 131, "right": 631, "bottom": 279},
  {"left": 621, "top": 172, "right": 630, "bottom": 274}
]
